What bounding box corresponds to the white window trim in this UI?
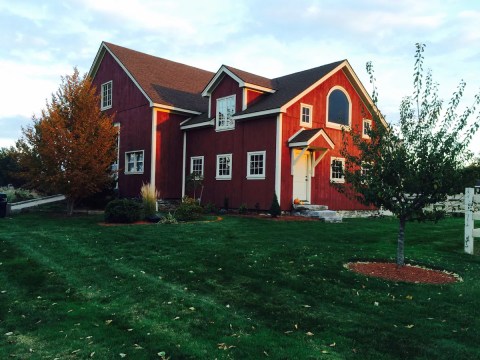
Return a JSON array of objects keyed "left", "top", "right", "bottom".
[
  {"left": 215, "top": 95, "right": 236, "bottom": 131},
  {"left": 330, "top": 157, "right": 345, "bottom": 183},
  {"left": 326, "top": 86, "right": 352, "bottom": 130},
  {"left": 125, "top": 150, "right": 144, "bottom": 174},
  {"left": 101, "top": 81, "right": 112, "bottom": 110},
  {"left": 300, "top": 103, "right": 313, "bottom": 128},
  {"left": 246, "top": 150, "right": 266, "bottom": 180},
  {"left": 112, "top": 123, "right": 120, "bottom": 187},
  {"left": 216, "top": 153, "right": 232, "bottom": 180},
  {"left": 190, "top": 156, "right": 204, "bottom": 179},
  {"left": 362, "top": 119, "right": 372, "bottom": 139}
]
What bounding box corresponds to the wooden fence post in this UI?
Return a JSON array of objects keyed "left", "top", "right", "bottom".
[{"left": 465, "top": 188, "right": 474, "bottom": 254}]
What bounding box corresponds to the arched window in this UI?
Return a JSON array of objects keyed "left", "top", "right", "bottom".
[{"left": 327, "top": 87, "right": 351, "bottom": 128}]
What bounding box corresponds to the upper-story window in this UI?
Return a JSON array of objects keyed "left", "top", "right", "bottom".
[
  {"left": 300, "top": 104, "right": 313, "bottom": 128},
  {"left": 327, "top": 86, "right": 351, "bottom": 129},
  {"left": 101, "top": 81, "right": 112, "bottom": 110},
  {"left": 216, "top": 95, "right": 236, "bottom": 131},
  {"left": 362, "top": 119, "right": 372, "bottom": 139}
]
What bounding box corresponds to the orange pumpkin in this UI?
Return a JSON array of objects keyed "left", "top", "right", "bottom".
[{"left": 293, "top": 198, "right": 300, "bottom": 205}]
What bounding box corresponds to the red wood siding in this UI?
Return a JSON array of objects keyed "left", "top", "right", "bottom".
[
  {"left": 155, "top": 110, "right": 188, "bottom": 199},
  {"left": 280, "top": 68, "right": 374, "bottom": 210},
  {"left": 92, "top": 51, "right": 151, "bottom": 198},
  {"left": 210, "top": 75, "right": 243, "bottom": 116},
  {"left": 246, "top": 89, "right": 264, "bottom": 108},
  {"left": 185, "top": 116, "right": 277, "bottom": 210}
]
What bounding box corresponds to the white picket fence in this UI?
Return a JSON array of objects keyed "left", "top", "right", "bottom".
[{"left": 464, "top": 188, "right": 480, "bottom": 255}]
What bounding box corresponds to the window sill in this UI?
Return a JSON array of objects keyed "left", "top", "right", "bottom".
[
  {"left": 246, "top": 176, "right": 265, "bottom": 180},
  {"left": 300, "top": 122, "right": 312, "bottom": 128},
  {"left": 330, "top": 178, "right": 345, "bottom": 183},
  {"left": 215, "top": 177, "right": 232, "bottom": 181},
  {"left": 125, "top": 171, "right": 144, "bottom": 175},
  {"left": 101, "top": 105, "right": 112, "bottom": 111},
  {"left": 326, "top": 122, "right": 350, "bottom": 131},
  {"left": 215, "top": 127, "right": 235, "bottom": 132}
]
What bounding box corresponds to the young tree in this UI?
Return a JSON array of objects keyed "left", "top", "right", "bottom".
[
  {"left": 338, "top": 44, "right": 480, "bottom": 266},
  {"left": 16, "top": 68, "right": 118, "bottom": 215}
]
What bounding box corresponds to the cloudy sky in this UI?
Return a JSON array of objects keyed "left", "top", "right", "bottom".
[{"left": 1, "top": 0, "right": 479, "bottom": 154}]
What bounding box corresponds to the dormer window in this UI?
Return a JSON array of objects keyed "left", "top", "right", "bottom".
[
  {"left": 326, "top": 86, "right": 351, "bottom": 129},
  {"left": 300, "top": 104, "right": 313, "bottom": 128},
  {"left": 101, "top": 81, "right": 112, "bottom": 110},
  {"left": 216, "top": 95, "right": 235, "bottom": 131}
]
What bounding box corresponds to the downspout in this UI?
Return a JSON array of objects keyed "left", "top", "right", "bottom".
[
  {"left": 150, "top": 108, "right": 157, "bottom": 186},
  {"left": 275, "top": 114, "right": 283, "bottom": 207},
  {"left": 182, "top": 131, "right": 186, "bottom": 197}
]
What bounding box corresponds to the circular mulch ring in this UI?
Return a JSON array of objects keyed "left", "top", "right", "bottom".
[{"left": 345, "top": 261, "right": 462, "bottom": 284}]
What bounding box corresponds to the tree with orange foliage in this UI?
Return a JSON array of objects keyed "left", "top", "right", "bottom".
[{"left": 16, "top": 68, "right": 118, "bottom": 215}]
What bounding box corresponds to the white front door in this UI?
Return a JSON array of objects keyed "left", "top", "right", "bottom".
[{"left": 292, "top": 149, "right": 310, "bottom": 202}]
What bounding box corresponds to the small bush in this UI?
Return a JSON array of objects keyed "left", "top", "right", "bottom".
[
  {"left": 160, "top": 212, "right": 178, "bottom": 224},
  {"left": 238, "top": 203, "right": 248, "bottom": 215},
  {"left": 269, "top": 193, "right": 281, "bottom": 218},
  {"left": 0, "top": 187, "right": 40, "bottom": 203},
  {"left": 104, "top": 199, "right": 144, "bottom": 223},
  {"left": 176, "top": 196, "right": 203, "bottom": 221},
  {"left": 203, "top": 202, "right": 217, "bottom": 214}
]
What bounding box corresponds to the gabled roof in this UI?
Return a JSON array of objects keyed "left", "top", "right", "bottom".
[
  {"left": 234, "top": 60, "right": 345, "bottom": 118},
  {"left": 89, "top": 42, "right": 214, "bottom": 114},
  {"left": 201, "top": 65, "right": 276, "bottom": 96},
  {"left": 288, "top": 128, "right": 335, "bottom": 149}
]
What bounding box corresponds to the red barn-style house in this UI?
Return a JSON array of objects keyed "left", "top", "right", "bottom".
[{"left": 89, "top": 42, "right": 381, "bottom": 211}]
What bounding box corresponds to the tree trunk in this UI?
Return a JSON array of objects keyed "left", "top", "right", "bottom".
[
  {"left": 66, "top": 198, "right": 75, "bottom": 216},
  {"left": 396, "top": 216, "right": 406, "bottom": 266}
]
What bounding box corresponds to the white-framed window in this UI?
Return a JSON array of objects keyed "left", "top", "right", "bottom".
[
  {"left": 330, "top": 157, "right": 345, "bottom": 183},
  {"left": 300, "top": 104, "right": 313, "bottom": 127},
  {"left": 190, "top": 156, "right": 204, "bottom": 179},
  {"left": 362, "top": 119, "right": 372, "bottom": 139},
  {"left": 326, "top": 86, "right": 352, "bottom": 129},
  {"left": 247, "top": 151, "right": 266, "bottom": 179},
  {"left": 125, "top": 150, "right": 144, "bottom": 174},
  {"left": 216, "top": 95, "right": 236, "bottom": 131},
  {"left": 216, "top": 153, "right": 232, "bottom": 180},
  {"left": 101, "top": 81, "right": 112, "bottom": 110}
]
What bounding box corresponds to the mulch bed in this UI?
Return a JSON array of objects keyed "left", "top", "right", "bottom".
[{"left": 345, "top": 261, "right": 462, "bottom": 284}]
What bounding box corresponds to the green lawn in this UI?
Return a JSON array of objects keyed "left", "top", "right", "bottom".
[{"left": 0, "top": 213, "right": 479, "bottom": 359}]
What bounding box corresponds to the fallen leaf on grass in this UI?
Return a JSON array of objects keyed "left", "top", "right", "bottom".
[
  {"left": 105, "top": 320, "right": 113, "bottom": 325},
  {"left": 189, "top": 307, "right": 195, "bottom": 311},
  {"left": 306, "top": 332, "right": 314, "bottom": 336},
  {"left": 302, "top": 305, "right": 311, "bottom": 308},
  {"left": 217, "top": 343, "right": 236, "bottom": 350},
  {"left": 5, "top": 332, "right": 13, "bottom": 336},
  {"left": 119, "top": 353, "right": 127, "bottom": 358},
  {"left": 329, "top": 342, "right": 336, "bottom": 347},
  {"left": 405, "top": 324, "right": 414, "bottom": 329}
]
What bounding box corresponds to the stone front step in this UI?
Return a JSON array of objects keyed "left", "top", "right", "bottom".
[
  {"left": 293, "top": 204, "right": 328, "bottom": 211},
  {"left": 291, "top": 205, "right": 343, "bottom": 223}
]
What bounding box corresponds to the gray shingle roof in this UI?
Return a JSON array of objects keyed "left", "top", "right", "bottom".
[{"left": 104, "top": 42, "right": 214, "bottom": 113}]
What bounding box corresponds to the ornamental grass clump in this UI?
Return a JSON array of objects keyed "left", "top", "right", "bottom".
[{"left": 140, "top": 182, "right": 159, "bottom": 218}]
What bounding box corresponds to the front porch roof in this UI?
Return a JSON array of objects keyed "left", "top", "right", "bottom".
[{"left": 288, "top": 128, "right": 335, "bottom": 149}]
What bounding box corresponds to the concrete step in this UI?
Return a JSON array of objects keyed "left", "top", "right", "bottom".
[
  {"left": 293, "top": 204, "right": 328, "bottom": 211},
  {"left": 291, "top": 206, "right": 342, "bottom": 222}
]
